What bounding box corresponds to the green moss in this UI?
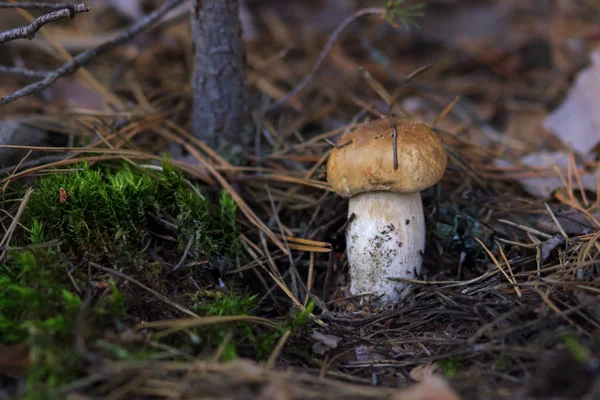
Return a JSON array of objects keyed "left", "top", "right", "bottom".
[
  {"left": 0, "top": 220, "right": 123, "bottom": 393},
  {"left": 1, "top": 161, "right": 244, "bottom": 395},
  {"left": 0, "top": 161, "right": 322, "bottom": 398},
  {"left": 437, "top": 357, "right": 462, "bottom": 378},
  {"left": 162, "top": 163, "right": 240, "bottom": 259},
  {"left": 561, "top": 332, "right": 591, "bottom": 362},
  {"left": 23, "top": 161, "right": 240, "bottom": 261},
  {"left": 187, "top": 291, "right": 272, "bottom": 361}
]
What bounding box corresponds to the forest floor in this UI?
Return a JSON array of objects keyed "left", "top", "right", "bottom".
[{"left": 1, "top": 1, "right": 600, "bottom": 399}]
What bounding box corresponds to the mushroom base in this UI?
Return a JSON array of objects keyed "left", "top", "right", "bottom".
[{"left": 346, "top": 191, "right": 425, "bottom": 303}]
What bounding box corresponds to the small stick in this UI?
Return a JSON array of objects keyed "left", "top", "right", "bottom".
[
  {"left": 0, "top": 2, "right": 84, "bottom": 10},
  {"left": 0, "top": 66, "right": 52, "bottom": 79},
  {"left": 266, "top": 330, "right": 291, "bottom": 369},
  {"left": 324, "top": 138, "right": 352, "bottom": 149},
  {"left": 335, "top": 213, "right": 356, "bottom": 237},
  {"left": 498, "top": 219, "right": 553, "bottom": 239},
  {"left": 0, "top": 0, "right": 184, "bottom": 105},
  {"left": 90, "top": 262, "right": 199, "bottom": 318},
  {"left": 0, "top": 4, "right": 90, "bottom": 44},
  {"left": 544, "top": 202, "right": 569, "bottom": 243},
  {"left": 494, "top": 240, "right": 522, "bottom": 297},
  {"left": 268, "top": 7, "right": 386, "bottom": 111},
  {"left": 475, "top": 238, "right": 520, "bottom": 296},
  {"left": 0, "top": 187, "right": 34, "bottom": 263},
  {"left": 431, "top": 96, "right": 460, "bottom": 129},
  {"left": 172, "top": 235, "right": 195, "bottom": 272},
  {"left": 385, "top": 64, "right": 432, "bottom": 116},
  {"left": 265, "top": 185, "right": 299, "bottom": 300}
]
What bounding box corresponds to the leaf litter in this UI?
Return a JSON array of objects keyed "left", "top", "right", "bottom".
[{"left": 2, "top": 1, "right": 600, "bottom": 399}]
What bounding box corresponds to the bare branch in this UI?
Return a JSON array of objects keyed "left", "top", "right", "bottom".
[
  {"left": 0, "top": 0, "right": 185, "bottom": 106},
  {"left": 267, "top": 8, "right": 386, "bottom": 112},
  {"left": 0, "top": 2, "right": 84, "bottom": 10},
  {"left": 0, "top": 4, "right": 90, "bottom": 44},
  {"left": 0, "top": 66, "right": 52, "bottom": 79}
]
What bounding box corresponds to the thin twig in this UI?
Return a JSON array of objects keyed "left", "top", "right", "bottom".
[
  {"left": 0, "top": 66, "right": 52, "bottom": 79},
  {"left": 385, "top": 64, "right": 432, "bottom": 116},
  {"left": 431, "top": 95, "right": 460, "bottom": 129},
  {"left": 267, "top": 8, "right": 386, "bottom": 111},
  {"left": 0, "top": 0, "right": 184, "bottom": 105},
  {"left": 172, "top": 235, "right": 195, "bottom": 272},
  {"left": 0, "top": 2, "right": 85, "bottom": 10},
  {"left": 265, "top": 185, "right": 299, "bottom": 300},
  {"left": 74, "top": 263, "right": 93, "bottom": 356},
  {"left": 498, "top": 219, "right": 553, "bottom": 239},
  {"left": 266, "top": 330, "right": 291, "bottom": 369},
  {"left": 335, "top": 213, "right": 355, "bottom": 237},
  {"left": 324, "top": 138, "right": 352, "bottom": 149},
  {"left": 544, "top": 202, "right": 569, "bottom": 243},
  {"left": 89, "top": 262, "right": 199, "bottom": 318},
  {"left": 0, "top": 4, "right": 90, "bottom": 44},
  {"left": 0, "top": 187, "right": 34, "bottom": 263}
]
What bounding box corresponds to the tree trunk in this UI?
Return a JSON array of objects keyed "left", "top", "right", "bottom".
[{"left": 191, "top": 0, "right": 248, "bottom": 160}]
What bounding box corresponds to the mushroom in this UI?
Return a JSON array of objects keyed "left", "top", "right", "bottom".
[{"left": 327, "top": 118, "right": 447, "bottom": 303}]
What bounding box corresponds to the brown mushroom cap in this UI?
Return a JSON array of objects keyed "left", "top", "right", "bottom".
[{"left": 327, "top": 118, "right": 447, "bottom": 197}]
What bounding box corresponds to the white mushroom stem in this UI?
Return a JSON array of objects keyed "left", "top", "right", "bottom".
[{"left": 345, "top": 191, "right": 425, "bottom": 303}]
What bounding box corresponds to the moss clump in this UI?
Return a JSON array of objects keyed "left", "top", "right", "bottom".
[
  {"left": 1, "top": 161, "right": 244, "bottom": 395},
  {"left": 189, "top": 291, "right": 271, "bottom": 361},
  {"left": 0, "top": 219, "right": 124, "bottom": 393},
  {"left": 160, "top": 162, "right": 240, "bottom": 259},
  {"left": 437, "top": 357, "right": 462, "bottom": 378},
  {"left": 23, "top": 161, "right": 240, "bottom": 260}
]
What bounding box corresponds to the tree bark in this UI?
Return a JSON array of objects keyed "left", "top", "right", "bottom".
[{"left": 191, "top": 0, "right": 248, "bottom": 160}]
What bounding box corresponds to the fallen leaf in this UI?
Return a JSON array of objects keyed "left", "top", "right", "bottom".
[
  {"left": 310, "top": 330, "right": 341, "bottom": 355},
  {"left": 388, "top": 375, "right": 462, "bottom": 400},
  {"left": 410, "top": 364, "right": 439, "bottom": 382},
  {"left": 543, "top": 48, "right": 600, "bottom": 154},
  {"left": 258, "top": 380, "right": 292, "bottom": 400},
  {"left": 506, "top": 111, "right": 564, "bottom": 152},
  {"left": 495, "top": 151, "right": 597, "bottom": 198},
  {"left": 539, "top": 235, "right": 566, "bottom": 263},
  {"left": 355, "top": 344, "right": 386, "bottom": 362}
]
